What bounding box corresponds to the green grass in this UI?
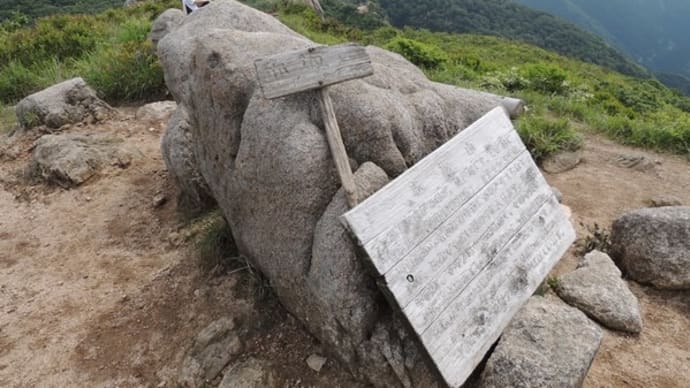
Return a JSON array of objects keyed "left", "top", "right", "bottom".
[
  {"left": 1, "top": 1, "right": 690, "bottom": 159},
  {"left": 0, "top": 0, "right": 177, "bottom": 105},
  {"left": 194, "top": 209, "right": 271, "bottom": 299},
  {"left": 0, "top": 103, "right": 17, "bottom": 133}
]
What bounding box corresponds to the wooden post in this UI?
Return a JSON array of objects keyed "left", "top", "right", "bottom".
[
  {"left": 317, "top": 87, "right": 358, "bottom": 207},
  {"left": 254, "top": 43, "right": 374, "bottom": 208}
]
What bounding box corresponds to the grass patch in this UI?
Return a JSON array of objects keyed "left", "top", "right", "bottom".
[
  {"left": 195, "top": 210, "right": 271, "bottom": 300},
  {"left": 0, "top": 103, "right": 17, "bottom": 134},
  {"left": 516, "top": 115, "right": 583, "bottom": 163}
]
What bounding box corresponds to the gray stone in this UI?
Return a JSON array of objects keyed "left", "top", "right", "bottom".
[
  {"left": 614, "top": 154, "right": 658, "bottom": 172},
  {"left": 218, "top": 358, "right": 274, "bottom": 388},
  {"left": 16, "top": 78, "right": 113, "bottom": 130},
  {"left": 542, "top": 151, "right": 582, "bottom": 174},
  {"left": 306, "top": 354, "right": 327, "bottom": 372},
  {"left": 555, "top": 250, "right": 642, "bottom": 333},
  {"left": 135, "top": 100, "right": 177, "bottom": 124},
  {"left": 157, "top": 1, "right": 524, "bottom": 385},
  {"left": 479, "top": 297, "right": 603, "bottom": 388},
  {"left": 161, "top": 106, "right": 215, "bottom": 215},
  {"left": 150, "top": 8, "right": 184, "bottom": 48},
  {"left": 31, "top": 133, "right": 139, "bottom": 187},
  {"left": 611, "top": 207, "right": 690, "bottom": 290},
  {"left": 179, "top": 317, "right": 242, "bottom": 387},
  {"left": 647, "top": 196, "right": 683, "bottom": 208}
]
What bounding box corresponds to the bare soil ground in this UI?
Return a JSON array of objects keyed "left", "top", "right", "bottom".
[{"left": 0, "top": 111, "right": 688, "bottom": 387}]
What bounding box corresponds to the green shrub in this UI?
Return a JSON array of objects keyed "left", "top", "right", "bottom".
[
  {"left": 522, "top": 63, "right": 568, "bottom": 94},
  {"left": 76, "top": 40, "right": 166, "bottom": 103},
  {"left": 0, "top": 61, "right": 41, "bottom": 102},
  {"left": 517, "top": 116, "right": 582, "bottom": 162},
  {"left": 385, "top": 37, "right": 448, "bottom": 69}
]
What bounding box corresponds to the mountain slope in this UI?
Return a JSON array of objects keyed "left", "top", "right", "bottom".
[
  {"left": 515, "top": 0, "right": 690, "bottom": 79},
  {"left": 374, "top": 0, "right": 648, "bottom": 79}
]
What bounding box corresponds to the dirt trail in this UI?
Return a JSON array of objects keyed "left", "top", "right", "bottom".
[{"left": 0, "top": 112, "right": 688, "bottom": 387}]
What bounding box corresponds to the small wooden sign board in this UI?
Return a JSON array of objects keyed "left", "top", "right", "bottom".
[
  {"left": 255, "top": 43, "right": 374, "bottom": 208},
  {"left": 341, "top": 107, "right": 576, "bottom": 387}
]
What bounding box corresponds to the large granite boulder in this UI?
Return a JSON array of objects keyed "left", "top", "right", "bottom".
[
  {"left": 149, "top": 8, "right": 184, "bottom": 48},
  {"left": 15, "top": 78, "right": 113, "bottom": 130},
  {"left": 611, "top": 207, "right": 690, "bottom": 290},
  {"left": 479, "top": 297, "right": 603, "bottom": 388},
  {"left": 156, "top": 1, "right": 524, "bottom": 385}
]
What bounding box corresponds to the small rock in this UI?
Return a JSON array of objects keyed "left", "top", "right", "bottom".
[
  {"left": 479, "top": 297, "right": 603, "bottom": 388},
  {"left": 542, "top": 151, "right": 582, "bottom": 174},
  {"left": 306, "top": 354, "right": 327, "bottom": 373},
  {"left": 135, "top": 101, "right": 177, "bottom": 124},
  {"left": 15, "top": 78, "right": 113, "bottom": 131},
  {"left": 153, "top": 194, "right": 167, "bottom": 208},
  {"left": 555, "top": 250, "right": 642, "bottom": 333},
  {"left": 178, "top": 317, "right": 242, "bottom": 386},
  {"left": 614, "top": 154, "right": 658, "bottom": 172},
  {"left": 647, "top": 196, "right": 683, "bottom": 208},
  {"left": 30, "top": 133, "right": 140, "bottom": 187},
  {"left": 218, "top": 358, "right": 274, "bottom": 388},
  {"left": 611, "top": 206, "right": 690, "bottom": 290}
]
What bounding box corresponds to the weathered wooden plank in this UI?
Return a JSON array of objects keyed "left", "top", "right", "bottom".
[
  {"left": 254, "top": 43, "right": 374, "bottom": 99},
  {"left": 342, "top": 108, "right": 518, "bottom": 266},
  {"left": 386, "top": 152, "right": 553, "bottom": 315},
  {"left": 432, "top": 203, "right": 574, "bottom": 387},
  {"left": 361, "top": 130, "right": 524, "bottom": 275},
  {"left": 341, "top": 107, "right": 575, "bottom": 388}
]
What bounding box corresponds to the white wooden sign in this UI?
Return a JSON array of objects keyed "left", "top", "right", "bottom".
[
  {"left": 341, "top": 107, "right": 575, "bottom": 387},
  {"left": 255, "top": 43, "right": 374, "bottom": 208}
]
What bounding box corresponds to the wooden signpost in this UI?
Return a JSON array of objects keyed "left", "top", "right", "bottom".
[
  {"left": 341, "top": 107, "right": 575, "bottom": 387},
  {"left": 255, "top": 43, "right": 574, "bottom": 387},
  {"left": 254, "top": 43, "right": 374, "bottom": 208}
]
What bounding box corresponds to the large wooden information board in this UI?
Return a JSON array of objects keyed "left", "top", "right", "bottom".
[{"left": 341, "top": 107, "right": 575, "bottom": 387}]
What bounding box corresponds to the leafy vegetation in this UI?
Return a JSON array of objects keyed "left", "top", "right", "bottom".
[
  {"left": 0, "top": 0, "right": 123, "bottom": 21},
  {"left": 0, "top": 0, "right": 177, "bottom": 104},
  {"left": 1, "top": 1, "right": 690, "bottom": 162}
]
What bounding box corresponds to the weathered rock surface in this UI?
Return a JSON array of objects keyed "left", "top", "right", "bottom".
[
  {"left": 218, "top": 358, "right": 275, "bottom": 388},
  {"left": 150, "top": 8, "right": 184, "bottom": 47},
  {"left": 161, "top": 106, "right": 215, "bottom": 214},
  {"left": 135, "top": 100, "right": 177, "bottom": 124},
  {"left": 647, "top": 196, "right": 683, "bottom": 208},
  {"left": 179, "top": 317, "right": 242, "bottom": 387},
  {"left": 156, "top": 1, "right": 524, "bottom": 385},
  {"left": 31, "top": 133, "right": 138, "bottom": 187},
  {"left": 555, "top": 250, "right": 642, "bottom": 333},
  {"left": 614, "top": 154, "right": 658, "bottom": 172},
  {"left": 611, "top": 207, "right": 690, "bottom": 290},
  {"left": 16, "top": 78, "right": 113, "bottom": 130},
  {"left": 479, "top": 297, "right": 603, "bottom": 388},
  {"left": 542, "top": 151, "right": 582, "bottom": 174}
]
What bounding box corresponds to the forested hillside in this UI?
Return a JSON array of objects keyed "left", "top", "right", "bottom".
[
  {"left": 373, "top": 0, "right": 648, "bottom": 79},
  {"left": 0, "top": 0, "right": 122, "bottom": 21},
  {"left": 515, "top": 0, "right": 690, "bottom": 89}
]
